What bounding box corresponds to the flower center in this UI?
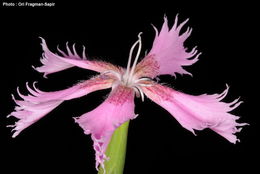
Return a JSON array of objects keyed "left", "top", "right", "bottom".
[{"left": 102, "top": 33, "right": 152, "bottom": 101}]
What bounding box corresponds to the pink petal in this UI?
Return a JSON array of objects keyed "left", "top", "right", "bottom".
[
  {"left": 34, "top": 38, "right": 122, "bottom": 77},
  {"left": 8, "top": 100, "right": 63, "bottom": 138},
  {"left": 7, "top": 75, "right": 115, "bottom": 138},
  {"left": 142, "top": 83, "right": 248, "bottom": 144},
  {"left": 74, "top": 85, "right": 136, "bottom": 170},
  {"left": 136, "top": 15, "right": 200, "bottom": 78}
]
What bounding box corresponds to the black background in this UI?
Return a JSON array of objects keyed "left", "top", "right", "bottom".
[{"left": 1, "top": 1, "right": 258, "bottom": 173}]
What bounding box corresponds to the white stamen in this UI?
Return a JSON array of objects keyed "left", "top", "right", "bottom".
[
  {"left": 128, "top": 32, "right": 142, "bottom": 84},
  {"left": 125, "top": 34, "right": 142, "bottom": 82},
  {"left": 138, "top": 83, "right": 154, "bottom": 87},
  {"left": 133, "top": 87, "right": 140, "bottom": 97},
  {"left": 124, "top": 32, "right": 143, "bottom": 85},
  {"left": 133, "top": 85, "right": 145, "bottom": 102},
  {"left": 134, "top": 77, "right": 153, "bottom": 83},
  {"left": 102, "top": 70, "right": 121, "bottom": 81}
]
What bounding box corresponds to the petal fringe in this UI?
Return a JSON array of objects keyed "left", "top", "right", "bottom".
[
  {"left": 34, "top": 37, "right": 122, "bottom": 77},
  {"left": 136, "top": 15, "right": 201, "bottom": 78}
]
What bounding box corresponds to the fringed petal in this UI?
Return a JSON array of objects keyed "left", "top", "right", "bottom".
[
  {"left": 142, "top": 83, "right": 248, "bottom": 143},
  {"left": 7, "top": 99, "right": 63, "bottom": 138},
  {"left": 7, "top": 75, "right": 115, "bottom": 137},
  {"left": 135, "top": 15, "right": 201, "bottom": 78},
  {"left": 34, "top": 38, "right": 122, "bottom": 77},
  {"left": 74, "top": 85, "right": 136, "bottom": 171}
]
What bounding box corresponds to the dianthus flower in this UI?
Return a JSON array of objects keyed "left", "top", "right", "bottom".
[{"left": 7, "top": 15, "right": 247, "bottom": 172}]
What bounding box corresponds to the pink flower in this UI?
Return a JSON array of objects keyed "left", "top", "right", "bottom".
[{"left": 8, "top": 15, "right": 247, "bottom": 171}]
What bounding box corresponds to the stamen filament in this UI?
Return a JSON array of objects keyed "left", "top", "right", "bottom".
[
  {"left": 124, "top": 32, "right": 143, "bottom": 86},
  {"left": 133, "top": 85, "right": 145, "bottom": 102},
  {"left": 134, "top": 77, "right": 153, "bottom": 84},
  {"left": 125, "top": 36, "right": 141, "bottom": 82},
  {"left": 102, "top": 70, "right": 122, "bottom": 81},
  {"left": 128, "top": 32, "right": 142, "bottom": 84}
]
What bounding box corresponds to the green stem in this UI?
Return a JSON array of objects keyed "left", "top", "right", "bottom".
[{"left": 98, "top": 121, "right": 130, "bottom": 174}]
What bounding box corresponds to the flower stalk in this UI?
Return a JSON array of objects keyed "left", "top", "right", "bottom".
[{"left": 98, "top": 121, "right": 130, "bottom": 174}]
